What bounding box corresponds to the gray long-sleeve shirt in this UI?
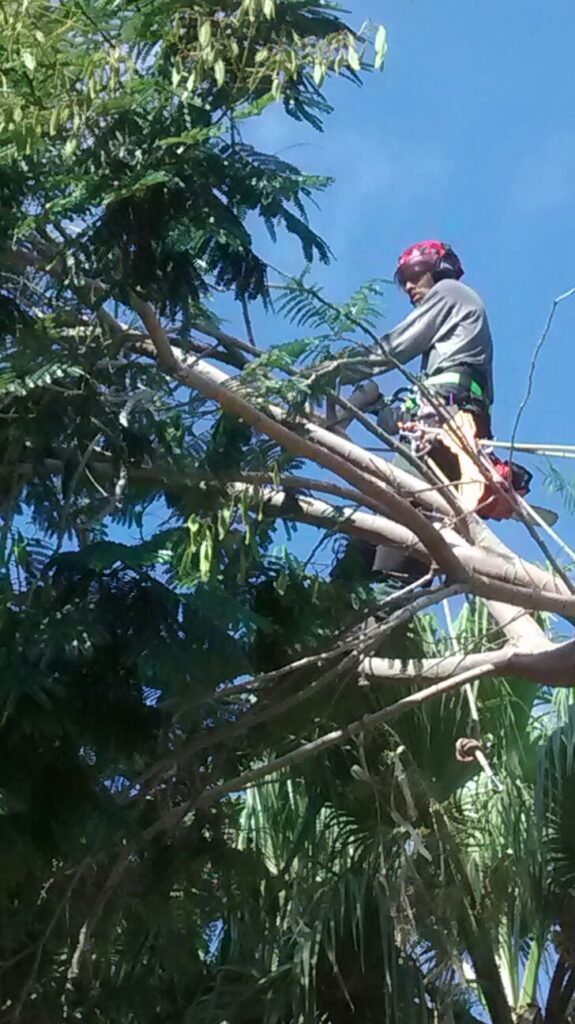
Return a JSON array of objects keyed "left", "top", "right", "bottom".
[{"left": 343, "top": 278, "right": 494, "bottom": 404}]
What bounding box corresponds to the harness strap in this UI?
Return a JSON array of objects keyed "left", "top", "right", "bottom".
[{"left": 425, "top": 369, "right": 486, "bottom": 401}]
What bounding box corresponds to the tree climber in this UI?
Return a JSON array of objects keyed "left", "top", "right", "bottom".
[
  {"left": 330, "top": 240, "right": 493, "bottom": 453},
  {"left": 329, "top": 240, "right": 531, "bottom": 582}
]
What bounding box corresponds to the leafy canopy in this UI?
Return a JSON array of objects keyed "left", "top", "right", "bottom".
[{"left": 0, "top": 2, "right": 407, "bottom": 1022}]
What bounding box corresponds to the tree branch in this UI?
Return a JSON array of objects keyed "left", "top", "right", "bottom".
[
  {"left": 215, "top": 573, "right": 437, "bottom": 700},
  {"left": 361, "top": 640, "right": 575, "bottom": 688},
  {"left": 464, "top": 518, "right": 552, "bottom": 649},
  {"left": 137, "top": 581, "right": 465, "bottom": 785},
  {"left": 235, "top": 486, "right": 575, "bottom": 617},
  {"left": 194, "top": 661, "right": 500, "bottom": 809},
  {"left": 128, "top": 292, "right": 179, "bottom": 371},
  {"left": 7, "top": 453, "right": 574, "bottom": 617},
  {"left": 168, "top": 354, "right": 468, "bottom": 579},
  {"left": 191, "top": 318, "right": 260, "bottom": 359},
  {"left": 8, "top": 251, "right": 570, "bottom": 636}
]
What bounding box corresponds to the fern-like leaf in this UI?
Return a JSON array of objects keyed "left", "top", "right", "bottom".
[{"left": 542, "top": 462, "right": 575, "bottom": 515}]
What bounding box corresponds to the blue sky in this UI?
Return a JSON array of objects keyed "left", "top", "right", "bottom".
[{"left": 211, "top": 0, "right": 575, "bottom": 569}]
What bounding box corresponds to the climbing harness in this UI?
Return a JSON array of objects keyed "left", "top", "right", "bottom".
[
  {"left": 334, "top": 373, "right": 533, "bottom": 521},
  {"left": 395, "top": 382, "right": 533, "bottom": 520}
]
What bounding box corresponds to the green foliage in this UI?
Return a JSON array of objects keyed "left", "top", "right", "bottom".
[
  {"left": 0, "top": 0, "right": 384, "bottom": 313},
  {"left": 0, "top": 4, "right": 404, "bottom": 1019},
  {"left": 543, "top": 461, "right": 575, "bottom": 516},
  {"left": 219, "top": 604, "right": 575, "bottom": 1024},
  {"left": 274, "top": 272, "right": 385, "bottom": 334},
  {"left": 236, "top": 274, "right": 387, "bottom": 409}
]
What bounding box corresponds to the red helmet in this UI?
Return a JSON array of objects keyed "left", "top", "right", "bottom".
[{"left": 395, "top": 240, "right": 464, "bottom": 286}]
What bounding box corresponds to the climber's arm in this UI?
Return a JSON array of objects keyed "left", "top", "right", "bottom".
[{"left": 339, "top": 288, "right": 446, "bottom": 386}]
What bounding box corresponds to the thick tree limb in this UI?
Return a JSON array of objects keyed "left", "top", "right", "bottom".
[
  {"left": 165, "top": 354, "right": 575, "bottom": 608},
  {"left": 127, "top": 328, "right": 575, "bottom": 634},
  {"left": 361, "top": 640, "right": 575, "bottom": 688},
  {"left": 3, "top": 458, "right": 392, "bottom": 515},
  {"left": 236, "top": 487, "right": 575, "bottom": 616},
  {"left": 466, "top": 519, "right": 553, "bottom": 648},
  {"left": 439, "top": 523, "right": 568, "bottom": 595},
  {"left": 6, "top": 256, "right": 571, "bottom": 632},
  {"left": 485, "top": 601, "right": 549, "bottom": 648},
  {"left": 190, "top": 355, "right": 456, "bottom": 515},
  {"left": 166, "top": 357, "right": 573, "bottom": 615},
  {"left": 165, "top": 353, "right": 468, "bottom": 579},
  {"left": 6, "top": 454, "right": 573, "bottom": 617},
  {"left": 145, "top": 317, "right": 457, "bottom": 517}
]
